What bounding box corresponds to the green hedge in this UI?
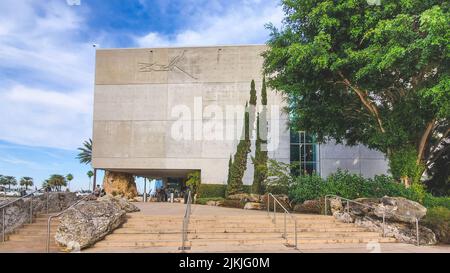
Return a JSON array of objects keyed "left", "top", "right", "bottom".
[
  {"left": 198, "top": 184, "right": 226, "bottom": 198},
  {"left": 289, "top": 170, "right": 450, "bottom": 208}
]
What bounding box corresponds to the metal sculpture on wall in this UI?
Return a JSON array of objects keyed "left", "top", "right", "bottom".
[{"left": 138, "top": 50, "right": 198, "bottom": 80}]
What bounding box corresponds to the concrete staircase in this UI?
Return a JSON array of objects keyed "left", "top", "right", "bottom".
[
  {"left": 86, "top": 212, "right": 397, "bottom": 253},
  {"left": 0, "top": 214, "right": 61, "bottom": 253},
  {"left": 0, "top": 210, "right": 398, "bottom": 253}
]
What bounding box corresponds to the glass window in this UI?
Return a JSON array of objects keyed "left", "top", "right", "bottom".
[{"left": 290, "top": 131, "right": 319, "bottom": 175}]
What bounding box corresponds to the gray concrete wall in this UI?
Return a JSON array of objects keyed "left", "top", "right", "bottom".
[
  {"left": 319, "top": 141, "right": 389, "bottom": 178},
  {"left": 93, "top": 45, "right": 289, "bottom": 185},
  {"left": 92, "top": 45, "right": 387, "bottom": 184}
]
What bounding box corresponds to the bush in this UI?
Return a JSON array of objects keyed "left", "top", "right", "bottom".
[
  {"left": 196, "top": 197, "right": 225, "bottom": 205},
  {"left": 422, "top": 207, "right": 450, "bottom": 244},
  {"left": 288, "top": 169, "right": 450, "bottom": 207},
  {"left": 423, "top": 195, "right": 450, "bottom": 210},
  {"left": 198, "top": 184, "right": 226, "bottom": 198},
  {"left": 289, "top": 175, "right": 326, "bottom": 203}
]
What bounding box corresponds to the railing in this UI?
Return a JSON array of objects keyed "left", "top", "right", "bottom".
[
  {"left": 46, "top": 194, "right": 94, "bottom": 253},
  {"left": 324, "top": 194, "right": 421, "bottom": 246},
  {"left": 179, "top": 190, "right": 192, "bottom": 252},
  {"left": 267, "top": 193, "right": 298, "bottom": 249},
  {"left": 1, "top": 187, "right": 48, "bottom": 242}
]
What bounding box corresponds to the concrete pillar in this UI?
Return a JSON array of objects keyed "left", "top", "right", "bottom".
[
  {"left": 93, "top": 169, "right": 97, "bottom": 192},
  {"left": 143, "top": 178, "right": 147, "bottom": 202}
]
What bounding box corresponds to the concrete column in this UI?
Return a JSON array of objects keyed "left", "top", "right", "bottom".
[{"left": 93, "top": 169, "right": 97, "bottom": 192}]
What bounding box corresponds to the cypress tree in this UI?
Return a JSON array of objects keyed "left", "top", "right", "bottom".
[
  {"left": 252, "top": 78, "right": 269, "bottom": 194},
  {"left": 261, "top": 77, "right": 267, "bottom": 106},
  {"left": 227, "top": 103, "right": 250, "bottom": 196}
]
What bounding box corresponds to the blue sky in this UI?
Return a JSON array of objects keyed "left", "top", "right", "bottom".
[{"left": 0, "top": 0, "right": 283, "bottom": 191}]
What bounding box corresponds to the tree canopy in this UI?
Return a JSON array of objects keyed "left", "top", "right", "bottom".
[{"left": 263, "top": 0, "right": 449, "bottom": 185}]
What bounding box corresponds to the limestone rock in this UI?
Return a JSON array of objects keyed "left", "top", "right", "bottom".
[
  {"left": 103, "top": 171, "right": 138, "bottom": 199},
  {"left": 97, "top": 195, "right": 140, "bottom": 213},
  {"left": 354, "top": 216, "right": 437, "bottom": 245},
  {"left": 376, "top": 197, "right": 427, "bottom": 223},
  {"left": 329, "top": 197, "right": 343, "bottom": 214},
  {"left": 261, "top": 194, "right": 291, "bottom": 211},
  {"left": 244, "top": 202, "right": 263, "bottom": 210},
  {"left": 227, "top": 193, "right": 260, "bottom": 203},
  {"left": 206, "top": 200, "right": 218, "bottom": 206},
  {"left": 293, "top": 199, "right": 321, "bottom": 214},
  {"left": 333, "top": 211, "right": 354, "bottom": 223},
  {"left": 0, "top": 193, "right": 78, "bottom": 235},
  {"left": 55, "top": 198, "right": 127, "bottom": 251},
  {"left": 332, "top": 196, "right": 436, "bottom": 245}
]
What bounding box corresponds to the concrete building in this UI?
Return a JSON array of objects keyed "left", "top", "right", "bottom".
[{"left": 92, "top": 45, "right": 388, "bottom": 187}]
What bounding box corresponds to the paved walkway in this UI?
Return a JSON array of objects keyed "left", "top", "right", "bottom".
[{"left": 133, "top": 202, "right": 450, "bottom": 253}]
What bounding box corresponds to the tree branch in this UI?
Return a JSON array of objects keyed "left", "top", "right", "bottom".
[
  {"left": 417, "top": 119, "right": 437, "bottom": 165},
  {"left": 337, "top": 71, "right": 386, "bottom": 133}
]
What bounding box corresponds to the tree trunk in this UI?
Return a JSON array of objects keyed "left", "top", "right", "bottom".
[{"left": 417, "top": 119, "right": 436, "bottom": 165}]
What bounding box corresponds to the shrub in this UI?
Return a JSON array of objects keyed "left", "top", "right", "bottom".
[
  {"left": 423, "top": 194, "right": 450, "bottom": 210},
  {"left": 198, "top": 184, "right": 226, "bottom": 198},
  {"left": 422, "top": 207, "right": 450, "bottom": 244},
  {"left": 289, "top": 174, "right": 326, "bottom": 203},
  {"left": 288, "top": 169, "right": 448, "bottom": 206},
  {"left": 196, "top": 197, "right": 225, "bottom": 205}
]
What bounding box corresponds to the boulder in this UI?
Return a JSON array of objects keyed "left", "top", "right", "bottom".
[
  {"left": 261, "top": 194, "right": 291, "bottom": 211},
  {"left": 376, "top": 197, "right": 427, "bottom": 223},
  {"left": 293, "top": 199, "right": 321, "bottom": 214},
  {"left": 227, "top": 193, "right": 260, "bottom": 203},
  {"left": 354, "top": 216, "right": 437, "bottom": 245},
  {"left": 97, "top": 195, "right": 140, "bottom": 213},
  {"left": 206, "top": 200, "right": 218, "bottom": 206},
  {"left": 329, "top": 197, "right": 343, "bottom": 214},
  {"left": 0, "top": 192, "right": 78, "bottom": 235},
  {"left": 244, "top": 202, "right": 263, "bottom": 210},
  {"left": 331, "top": 196, "right": 436, "bottom": 245},
  {"left": 55, "top": 198, "right": 128, "bottom": 251},
  {"left": 103, "top": 171, "right": 138, "bottom": 200}
]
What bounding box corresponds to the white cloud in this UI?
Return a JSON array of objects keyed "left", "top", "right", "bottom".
[
  {"left": 0, "top": 0, "right": 95, "bottom": 150},
  {"left": 136, "top": 0, "right": 283, "bottom": 47}
]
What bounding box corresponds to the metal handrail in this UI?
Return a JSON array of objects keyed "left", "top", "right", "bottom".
[
  {"left": 46, "top": 194, "right": 94, "bottom": 253},
  {"left": 179, "top": 191, "right": 192, "bottom": 252},
  {"left": 267, "top": 193, "right": 298, "bottom": 249},
  {"left": 1, "top": 187, "right": 48, "bottom": 242},
  {"left": 324, "top": 194, "right": 421, "bottom": 246}
]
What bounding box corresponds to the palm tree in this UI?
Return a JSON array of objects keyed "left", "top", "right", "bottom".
[
  {"left": 66, "top": 174, "right": 74, "bottom": 191},
  {"left": 20, "top": 177, "right": 34, "bottom": 190},
  {"left": 4, "top": 176, "right": 17, "bottom": 190},
  {"left": 77, "top": 138, "right": 92, "bottom": 165},
  {"left": 47, "top": 175, "right": 67, "bottom": 192},
  {"left": 87, "top": 170, "right": 94, "bottom": 191}
]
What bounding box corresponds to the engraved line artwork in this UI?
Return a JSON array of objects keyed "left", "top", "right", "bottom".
[{"left": 138, "top": 50, "right": 198, "bottom": 80}]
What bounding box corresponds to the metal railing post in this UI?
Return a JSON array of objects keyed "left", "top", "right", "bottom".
[
  {"left": 416, "top": 218, "right": 420, "bottom": 246},
  {"left": 324, "top": 196, "right": 328, "bottom": 215},
  {"left": 283, "top": 212, "right": 287, "bottom": 239},
  {"left": 46, "top": 193, "right": 49, "bottom": 214},
  {"left": 2, "top": 208, "right": 5, "bottom": 242},
  {"left": 30, "top": 197, "right": 33, "bottom": 224},
  {"left": 294, "top": 219, "right": 298, "bottom": 250},
  {"left": 273, "top": 198, "right": 276, "bottom": 224},
  {"left": 382, "top": 212, "right": 386, "bottom": 237},
  {"left": 267, "top": 195, "right": 270, "bottom": 216}
]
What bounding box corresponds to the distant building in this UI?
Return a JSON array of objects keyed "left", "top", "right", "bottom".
[{"left": 92, "top": 45, "right": 388, "bottom": 187}]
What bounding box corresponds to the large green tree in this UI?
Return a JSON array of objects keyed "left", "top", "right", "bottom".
[{"left": 263, "top": 0, "right": 449, "bottom": 186}]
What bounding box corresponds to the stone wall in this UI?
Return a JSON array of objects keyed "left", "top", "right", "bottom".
[{"left": 0, "top": 192, "right": 78, "bottom": 235}]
